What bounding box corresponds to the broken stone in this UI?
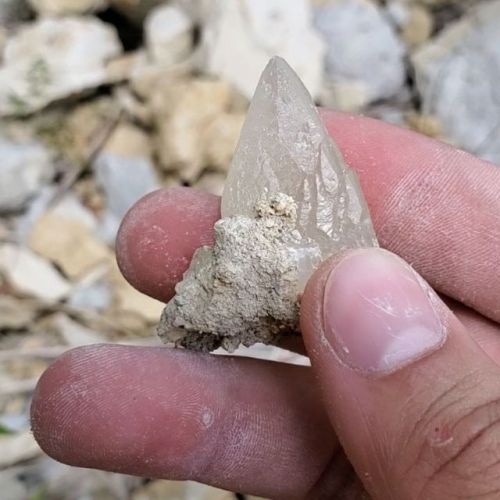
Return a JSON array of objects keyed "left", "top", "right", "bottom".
[
  {"left": 152, "top": 78, "right": 232, "bottom": 181},
  {"left": 158, "top": 58, "right": 377, "bottom": 352},
  {"left": 0, "top": 296, "right": 39, "bottom": 330},
  {"left": 28, "top": 213, "right": 111, "bottom": 280},
  {"left": 27, "top": 0, "right": 108, "bottom": 16},
  {"left": 0, "top": 134, "right": 54, "bottom": 213},
  {"left": 203, "top": 112, "right": 245, "bottom": 172},
  {"left": 145, "top": 3, "right": 193, "bottom": 65},
  {"left": 314, "top": 0, "right": 405, "bottom": 108},
  {"left": 94, "top": 122, "right": 160, "bottom": 242},
  {"left": 0, "top": 244, "right": 71, "bottom": 302},
  {"left": 412, "top": 0, "right": 500, "bottom": 163},
  {"left": 198, "top": 0, "right": 325, "bottom": 100},
  {"left": 194, "top": 172, "right": 226, "bottom": 197},
  {"left": 387, "top": 1, "right": 433, "bottom": 47},
  {"left": 0, "top": 17, "right": 122, "bottom": 116}
]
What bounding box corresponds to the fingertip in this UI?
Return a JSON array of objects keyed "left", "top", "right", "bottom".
[{"left": 116, "top": 187, "right": 221, "bottom": 302}]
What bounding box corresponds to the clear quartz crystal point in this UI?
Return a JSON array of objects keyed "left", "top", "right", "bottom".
[{"left": 222, "top": 56, "right": 378, "bottom": 282}]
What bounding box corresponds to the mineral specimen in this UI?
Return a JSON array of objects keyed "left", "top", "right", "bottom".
[{"left": 158, "top": 57, "right": 377, "bottom": 352}]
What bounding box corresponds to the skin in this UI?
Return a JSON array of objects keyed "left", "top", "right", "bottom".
[{"left": 31, "top": 110, "right": 500, "bottom": 499}]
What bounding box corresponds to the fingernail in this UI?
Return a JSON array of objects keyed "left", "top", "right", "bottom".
[{"left": 323, "top": 249, "right": 446, "bottom": 374}]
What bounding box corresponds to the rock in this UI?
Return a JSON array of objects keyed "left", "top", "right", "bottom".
[
  {"left": 160, "top": 59, "right": 377, "bottom": 352},
  {"left": 0, "top": 17, "right": 122, "bottom": 116},
  {"left": 0, "top": 244, "right": 71, "bottom": 302},
  {"left": 29, "top": 213, "right": 111, "bottom": 280},
  {"left": 203, "top": 112, "right": 245, "bottom": 171},
  {"left": 51, "top": 313, "right": 105, "bottom": 347},
  {"left": 387, "top": 1, "right": 433, "bottom": 47},
  {"left": 198, "top": 0, "right": 325, "bottom": 100},
  {"left": 94, "top": 122, "right": 160, "bottom": 241},
  {"left": 194, "top": 172, "right": 226, "bottom": 196},
  {"left": 314, "top": 0, "right": 405, "bottom": 108},
  {"left": 69, "top": 279, "right": 112, "bottom": 311},
  {"left": 152, "top": 78, "right": 233, "bottom": 180},
  {"left": 223, "top": 58, "right": 377, "bottom": 259},
  {"left": 109, "top": 260, "right": 164, "bottom": 323},
  {"left": 0, "top": 135, "right": 53, "bottom": 213},
  {"left": 145, "top": 3, "right": 193, "bottom": 65},
  {"left": 27, "top": 0, "right": 108, "bottom": 16},
  {"left": 0, "top": 296, "right": 38, "bottom": 330},
  {"left": 412, "top": 1, "right": 500, "bottom": 163}
]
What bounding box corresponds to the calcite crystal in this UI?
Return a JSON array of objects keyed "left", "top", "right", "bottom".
[{"left": 158, "top": 57, "right": 377, "bottom": 352}]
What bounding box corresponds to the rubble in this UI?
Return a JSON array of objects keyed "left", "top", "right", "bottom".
[
  {"left": 0, "top": 17, "right": 122, "bottom": 116},
  {"left": 314, "top": 0, "right": 406, "bottom": 109},
  {"left": 198, "top": 0, "right": 325, "bottom": 100},
  {"left": 412, "top": 0, "right": 500, "bottom": 163},
  {"left": 27, "top": 0, "right": 108, "bottom": 16},
  {"left": 0, "top": 135, "right": 54, "bottom": 213}
]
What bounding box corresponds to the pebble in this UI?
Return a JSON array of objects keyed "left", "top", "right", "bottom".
[{"left": 0, "top": 244, "right": 71, "bottom": 302}]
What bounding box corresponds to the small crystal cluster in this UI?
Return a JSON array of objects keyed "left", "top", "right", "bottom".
[{"left": 158, "top": 57, "right": 378, "bottom": 351}]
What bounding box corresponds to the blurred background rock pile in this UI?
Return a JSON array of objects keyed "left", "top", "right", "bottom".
[{"left": 0, "top": 0, "right": 498, "bottom": 498}]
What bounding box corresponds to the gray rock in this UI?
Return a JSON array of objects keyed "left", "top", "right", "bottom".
[
  {"left": 314, "top": 0, "right": 406, "bottom": 109},
  {"left": 69, "top": 281, "right": 112, "bottom": 311},
  {"left": 0, "top": 135, "right": 53, "bottom": 213},
  {"left": 412, "top": 0, "right": 500, "bottom": 164},
  {"left": 95, "top": 153, "right": 160, "bottom": 242},
  {"left": 198, "top": 0, "right": 325, "bottom": 100}
]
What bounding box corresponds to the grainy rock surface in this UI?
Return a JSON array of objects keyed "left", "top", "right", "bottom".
[{"left": 159, "top": 194, "right": 302, "bottom": 352}]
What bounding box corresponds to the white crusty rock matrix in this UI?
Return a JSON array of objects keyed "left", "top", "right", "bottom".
[{"left": 158, "top": 57, "right": 378, "bottom": 352}]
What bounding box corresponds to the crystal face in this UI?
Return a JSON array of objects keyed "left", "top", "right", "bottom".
[{"left": 222, "top": 56, "right": 378, "bottom": 261}]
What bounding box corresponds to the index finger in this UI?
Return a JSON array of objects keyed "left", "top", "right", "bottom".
[{"left": 117, "top": 111, "right": 500, "bottom": 322}]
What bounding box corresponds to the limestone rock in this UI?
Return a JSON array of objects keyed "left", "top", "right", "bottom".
[
  {"left": 387, "top": 1, "right": 433, "bottom": 47},
  {"left": 203, "top": 112, "right": 245, "bottom": 171},
  {"left": 0, "top": 135, "right": 53, "bottom": 213},
  {"left": 0, "top": 244, "right": 71, "bottom": 302},
  {"left": 0, "top": 17, "right": 122, "bottom": 116},
  {"left": 412, "top": 0, "right": 500, "bottom": 163},
  {"left": 194, "top": 172, "right": 226, "bottom": 196},
  {"left": 152, "top": 78, "right": 232, "bottom": 180},
  {"left": 145, "top": 3, "right": 193, "bottom": 65},
  {"left": 29, "top": 213, "right": 111, "bottom": 280},
  {"left": 94, "top": 122, "right": 160, "bottom": 241},
  {"left": 314, "top": 0, "right": 405, "bottom": 108},
  {"left": 159, "top": 58, "right": 377, "bottom": 352},
  {"left": 198, "top": 0, "right": 325, "bottom": 100},
  {"left": 27, "top": 0, "right": 108, "bottom": 16}
]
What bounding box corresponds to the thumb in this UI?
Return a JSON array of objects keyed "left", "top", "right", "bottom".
[{"left": 301, "top": 248, "right": 500, "bottom": 499}]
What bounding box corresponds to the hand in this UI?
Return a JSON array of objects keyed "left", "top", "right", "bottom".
[{"left": 31, "top": 110, "right": 500, "bottom": 499}]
